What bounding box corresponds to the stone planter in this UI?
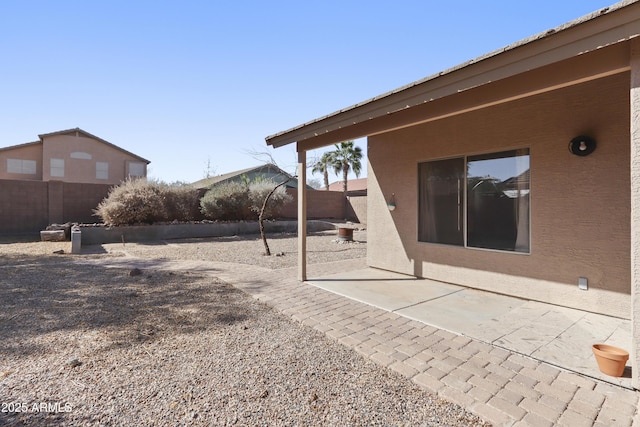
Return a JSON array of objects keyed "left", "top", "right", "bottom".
[{"left": 592, "top": 344, "right": 629, "bottom": 377}]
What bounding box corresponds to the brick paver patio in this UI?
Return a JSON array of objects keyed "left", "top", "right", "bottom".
[{"left": 82, "top": 256, "right": 640, "bottom": 426}]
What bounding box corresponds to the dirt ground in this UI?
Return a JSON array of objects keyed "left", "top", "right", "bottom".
[{"left": 0, "top": 233, "right": 488, "bottom": 426}]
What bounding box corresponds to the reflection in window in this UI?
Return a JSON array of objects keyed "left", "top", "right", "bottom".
[
  {"left": 467, "top": 149, "right": 530, "bottom": 253},
  {"left": 418, "top": 149, "right": 530, "bottom": 253}
]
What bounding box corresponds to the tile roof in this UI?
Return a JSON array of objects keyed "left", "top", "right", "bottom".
[{"left": 327, "top": 177, "right": 367, "bottom": 192}]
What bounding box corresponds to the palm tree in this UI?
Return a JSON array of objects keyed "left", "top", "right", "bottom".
[
  {"left": 312, "top": 152, "right": 334, "bottom": 190},
  {"left": 331, "top": 140, "right": 363, "bottom": 196}
]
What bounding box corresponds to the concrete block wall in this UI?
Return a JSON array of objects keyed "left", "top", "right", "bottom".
[
  {"left": 80, "top": 220, "right": 338, "bottom": 245},
  {"left": 0, "top": 179, "right": 113, "bottom": 234},
  {"left": 0, "top": 180, "right": 365, "bottom": 235},
  {"left": 0, "top": 179, "right": 49, "bottom": 234},
  {"left": 346, "top": 195, "right": 367, "bottom": 224},
  {"left": 63, "top": 182, "right": 114, "bottom": 224},
  {"left": 280, "top": 189, "right": 365, "bottom": 222}
]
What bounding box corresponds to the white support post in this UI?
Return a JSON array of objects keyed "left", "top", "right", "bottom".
[
  {"left": 297, "top": 149, "right": 307, "bottom": 281},
  {"left": 630, "top": 38, "right": 640, "bottom": 390}
]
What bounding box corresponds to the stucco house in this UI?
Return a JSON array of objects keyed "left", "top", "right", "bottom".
[
  {"left": 267, "top": 1, "right": 640, "bottom": 389},
  {"left": 191, "top": 163, "right": 302, "bottom": 189},
  {"left": 0, "top": 128, "right": 149, "bottom": 185},
  {"left": 327, "top": 177, "right": 368, "bottom": 196}
]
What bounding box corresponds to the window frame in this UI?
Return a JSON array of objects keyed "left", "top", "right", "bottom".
[
  {"left": 128, "top": 161, "right": 146, "bottom": 177},
  {"left": 96, "top": 161, "right": 109, "bottom": 180},
  {"left": 417, "top": 148, "right": 531, "bottom": 254},
  {"left": 7, "top": 158, "right": 37, "bottom": 175},
  {"left": 50, "top": 158, "right": 65, "bottom": 178}
]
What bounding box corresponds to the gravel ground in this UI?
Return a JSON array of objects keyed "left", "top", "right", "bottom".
[
  {"left": 94, "top": 231, "right": 368, "bottom": 270},
  {"left": 0, "top": 232, "right": 489, "bottom": 426}
]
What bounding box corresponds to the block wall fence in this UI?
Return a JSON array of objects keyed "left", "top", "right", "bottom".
[
  {"left": 0, "top": 179, "right": 113, "bottom": 234},
  {"left": 0, "top": 181, "right": 367, "bottom": 235},
  {"left": 279, "top": 189, "right": 367, "bottom": 224}
]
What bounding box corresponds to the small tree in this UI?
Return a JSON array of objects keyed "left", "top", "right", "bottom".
[{"left": 249, "top": 178, "right": 293, "bottom": 255}]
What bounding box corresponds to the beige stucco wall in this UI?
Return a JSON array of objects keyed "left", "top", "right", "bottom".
[
  {"left": 368, "top": 73, "right": 631, "bottom": 318},
  {"left": 0, "top": 144, "right": 43, "bottom": 180},
  {"left": 42, "top": 134, "right": 146, "bottom": 184}
]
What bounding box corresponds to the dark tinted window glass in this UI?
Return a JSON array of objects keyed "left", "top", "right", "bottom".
[
  {"left": 418, "top": 158, "right": 465, "bottom": 245},
  {"left": 467, "top": 149, "right": 530, "bottom": 252}
]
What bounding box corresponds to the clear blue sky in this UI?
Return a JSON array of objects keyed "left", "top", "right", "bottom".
[{"left": 0, "top": 0, "right": 617, "bottom": 185}]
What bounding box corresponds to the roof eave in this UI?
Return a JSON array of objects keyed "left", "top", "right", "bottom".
[
  {"left": 39, "top": 127, "right": 151, "bottom": 164},
  {"left": 0, "top": 140, "right": 42, "bottom": 152},
  {"left": 265, "top": 0, "right": 640, "bottom": 149}
]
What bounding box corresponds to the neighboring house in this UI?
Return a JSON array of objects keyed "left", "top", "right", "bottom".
[
  {"left": 267, "top": 2, "right": 640, "bottom": 388},
  {"left": 0, "top": 128, "right": 150, "bottom": 185},
  {"left": 192, "top": 163, "right": 303, "bottom": 189},
  {"left": 327, "top": 177, "right": 367, "bottom": 196}
]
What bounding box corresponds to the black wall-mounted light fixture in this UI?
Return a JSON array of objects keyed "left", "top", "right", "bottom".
[{"left": 569, "top": 135, "right": 596, "bottom": 156}]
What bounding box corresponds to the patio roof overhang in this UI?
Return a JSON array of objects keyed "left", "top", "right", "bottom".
[
  {"left": 265, "top": 0, "right": 640, "bottom": 153},
  {"left": 267, "top": 1, "right": 640, "bottom": 391}
]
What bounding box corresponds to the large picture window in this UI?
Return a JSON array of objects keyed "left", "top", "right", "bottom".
[{"left": 418, "top": 149, "right": 530, "bottom": 253}]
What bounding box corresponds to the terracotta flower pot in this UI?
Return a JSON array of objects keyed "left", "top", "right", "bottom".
[
  {"left": 592, "top": 344, "right": 629, "bottom": 377},
  {"left": 338, "top": 227, "right": 354, "bottom": 242}
]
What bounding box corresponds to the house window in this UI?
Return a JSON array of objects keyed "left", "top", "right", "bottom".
[
  {"left": 418, "top": 158, "right": 465, "bottom": 245},
  {"left": 50, "top": 158, "right": 65, "bottom": 177},
  {"left": 7, "top": 159, "right": 36, "bottom": 174},
  {"left": 96, "top": 162, "right": 109, "bottom": 180},
  {"left": 418, "top": 148, "right": 530, "bottom": 253},
  {"left": 71, "top": 152, "right": 92, "bottom": 160},
  {"left": 128, "top": 162, "right": 145, "bottom": 177}
]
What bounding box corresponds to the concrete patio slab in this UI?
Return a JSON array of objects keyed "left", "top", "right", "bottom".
[
  {"left": 307, "top": 267, "right": 634, "bottom": 389},
  {"left": 396, "top": 288, "right": 528, "bottom": 332},
  {"left": 310, "top": 269, "right": 463, "bottom": 312}
]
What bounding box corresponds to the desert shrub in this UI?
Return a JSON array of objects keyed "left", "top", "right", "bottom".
[
  {"left": 200, "top": 181, "right": 251, "bottom": 220},
  {"left": 160, "top": 183, "right": 202, "bottom": 222},
  {"left": 200, "top": 178, "right": 293, "bottom": 221},
  {"left": 95, "top": 179, "right": 202, "bottom": 225},
  {"left": 95, "top": 178, "right": 166, "bottom": 225},
  {"left": 248, "top": 180, "right": 293, "bottom": 219}
]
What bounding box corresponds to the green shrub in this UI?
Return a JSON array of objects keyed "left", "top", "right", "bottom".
[
  {"left": 200, "top": 181, "right": 251, "bottom": 220},
  {"left": 200, "top": 179, "right": 293, "bottom": 221},
  {"left": 95, "top": 179, "right": 201, "bottom": 226},
  {"left": 248, "top": 180, "right": 292, "bottom": 219},
  {"left": 160, "top": 183, "right": 202, "bottom": 222}
]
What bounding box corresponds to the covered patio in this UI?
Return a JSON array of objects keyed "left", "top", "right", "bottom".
[{"left": 266, "top": 1, "right": 640, "bottom": 389}]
